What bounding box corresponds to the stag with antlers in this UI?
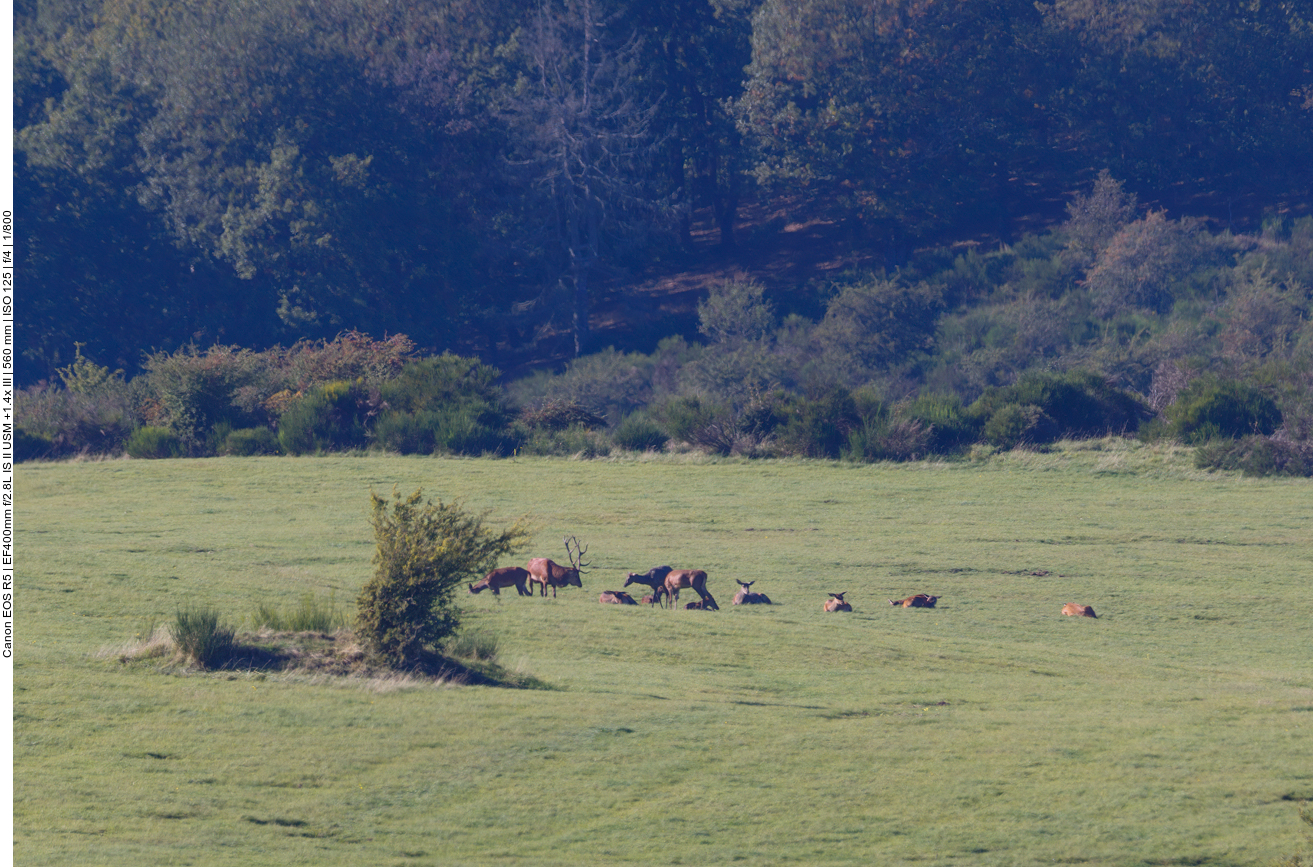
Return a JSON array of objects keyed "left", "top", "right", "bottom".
[{"left": 527, "top": 536, "right": 590, "bottom": 598}]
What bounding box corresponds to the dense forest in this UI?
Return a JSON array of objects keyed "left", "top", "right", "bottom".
[{"left": 15, "top": 0, "right": 1313, "bottom": 472}]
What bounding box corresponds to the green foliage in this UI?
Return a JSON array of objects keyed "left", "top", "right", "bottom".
[
  {"left": 355, "top": 489, "right": 530, "bottom": 668},
  {"left": 125, "top": 426, "right": 185, "bottom": 460},
  {"left": 967, "top": 370, "right": 1152, "bottom": 448},
  {"left": 220, "top": 427, "right": 280, "bottom": 456},
  {"left": 372, "top": 355, "right": 513, "bottom": 456},
  {"left": 140, "top": 346, "right": 268, "bottom": 452},
  {"left": 15, "top": 376, "right": 139, "bottom": 458},
  {"left": 170, "top": 606, "right": 237, "bottom": 670},
  {"left": 812, "top": 276, "right": 945, "bottom": 382},
  {"left": 277, "top": 381, "right": 371, "bottom": 455},
  {"left": 1193, "top": 436, "right": 1313, "bottom": 478},
  {"left": 1166, "top": 377, "right": 1282, "bottom": 444},
  {"left": 612, "top": 414, "right": 669, "bottom": 452},
  {"left": 775, "top": 388, "right": 861, "bottom": 459}
]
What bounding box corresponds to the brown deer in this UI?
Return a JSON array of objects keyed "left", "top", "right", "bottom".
[
  {"left": 663, "top": 569, "right": 718, "bottom": 610},
  {"left": 527, "top": 536, "right": 590, "bottom": 598},
  {"left": 823, "top": 592, "right": 852, "bottom": 612},
  {"left": 468, "top": 566, "right": 532, "bottom": 596},
  {"left": 1062, "top": 603, "right": 1097, "bottom": 618},
  {"left": 684, "top": 599, "right": 712, "bottom": 610},
  {"left": 599, "top": 590, "right": 638, "bottom": 605},
  {"left": 732, "top": 580, "right": 772, "bottom": 605},
  {"left": 890, "top": 594, "right": 939, "bottom": 608},
  {"left": 639, "top": 587, "right": 667, "bottom": 606}
]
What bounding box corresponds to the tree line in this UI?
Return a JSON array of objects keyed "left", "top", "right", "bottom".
[{"left": 17, "top": 0, "right": 1313, "bottom": 385}]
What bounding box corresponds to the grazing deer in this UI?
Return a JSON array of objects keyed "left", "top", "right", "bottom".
[
  {"left": 527, "top": 536, "right": 590, "bottom": 598},
  {"left": 624, "top": 565, "right": 673, "bottom": 599},
  {"left": 599, "top": 590, "right": 638, "bottom": 605},
  {"left": 823, "top": 592, "right": 852, "bottom": 612},
  {"left": 663, "top": 569, "right": 718, "bottom": 610},
  {"left": 889, "top": 594, "right": 938, "bottom": 608},
  {"left": 732, "top": 580, "right": 772, "bottom": 605},
  {"left": 468, "top": 566, "right": 532, "bottom": 596},
  {"left": 1062, "top": 603, "right": 1097, "bottom": 618}
]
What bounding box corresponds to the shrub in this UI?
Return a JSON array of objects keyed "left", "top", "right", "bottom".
[
  {"left": 125, "top": 426, "right": 185, "bottom": 459},
  {"left": 170, "top": 606, "right": 237, "bottom": 670},
  {"left": 612, "top": 414, "right": 668, "bottom": 452},
  {"left": 139, "top": 345, "right": 268, "bottom": 451},
  {"left": 776, "top": 388, "right": 861, "bottom": 459},
  {"left": 1166, "top": 377, "right": 1282, "bottom": 443},
  {"left": 355, "top": 489, "right": 530, "bottom": 668},
  {"left": 221, "top": 426, "right": 280, "bottom": 456},
  {"left": 15, "top": 349, "right": 139, "bottom": 456},
  {"left": 902, "top": 392, "right": 979, "bottom": 454},
  {"left": 966, "top": 370, "right": 1151, "bottom": 447},
  {"left": 277, "top": 381, "right": 370, "bottom": 455},
  {"left": 1193, "top": 435, "right": 1313, "bottom": 477}
]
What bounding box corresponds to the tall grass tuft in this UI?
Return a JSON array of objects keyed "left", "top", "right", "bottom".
[
  {"left": 251, "top": 591, "right": 348, "bottom": 632},
  {"left": 170, "top": 606, "right": 237, "bottom": 669}
]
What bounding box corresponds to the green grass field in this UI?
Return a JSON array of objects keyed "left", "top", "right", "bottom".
[{"left": 16, "top": 442, "right": 1313, "bottom": 866}]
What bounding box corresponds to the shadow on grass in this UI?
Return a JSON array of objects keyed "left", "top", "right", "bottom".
[{"left": 113, "top": 628, "right": 554, "bottom": 690}]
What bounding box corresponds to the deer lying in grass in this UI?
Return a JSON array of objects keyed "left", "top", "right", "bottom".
[
  {"left": 469, "top": 566, "right": 531, "bottom": 596},
  {"left": 527, "top": 536, "right": 590, "bottom": 598},
  {"left": 732, "top": 580, "right": 772, "bottom": 605},
  {"left": 823, "top": 592, "right": 852, "bottom": 612},
  {"left": 640, "top": 587, "right": 667, "bottom": 607},
  {"left": 1062, "top": 603, "right": 1097, "bottom": 618},
  {"left": 599, "top": 590, "right": 638, "bottom": 605},
  {"left": 890, "top": 594, "right": 938, "bottom": 608}
]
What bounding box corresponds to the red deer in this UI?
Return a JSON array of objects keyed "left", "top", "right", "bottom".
[
  {"left": 732, "top": 580, "right": 772, "bottom": 605},
  {"left": 1062, "top": 603, "right": 1097, "bottom": 618},
  {"left": 684, "top": 599, "right": 711, "bottom": 610},
  {"left": 527, "top": 536, "right": 590, "bottom": 598},
  {"left": 823, "top": 592, "right": 852, "bottom": 612},
  {"left": 624, "top": 565, "right": 673, "bottom": 598},
  {"left": 599, "top": 590, "right": 638, "bottom": 605},
  {"left": 640, "top": 586, "right": 668, "bottom": 606},
  {"left": 663, "top": 569, "right": 719, "bottom": 610},
  {"left": 468, "top": 566, "right": 532, "bottom": 596},
  {"left": 889, "top": 594, "right": 938, "bottom": 608}
]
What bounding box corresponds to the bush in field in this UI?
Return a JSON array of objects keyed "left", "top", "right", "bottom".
[
  {"left": 15, "top": 348, "right": 139, "bottom": 457},
  {"left": 140, "top": 345, "right": 268, "bottom": 451},
  {"left": 775, "top": 388, "right": 862, "bottom": 459},
  {"left": 612, "top": 414, "right": 668, "bottom": 452},
  {"left": 277, "top": 381, "right": 371, "bottom": 455},
  {"left": 356, "top": 489, "right": 530, "bottom": 668},
  {"left": 170, "top": 606, "right": 237, "bottom": 670},
  {"left": 902, "top": 392, "right": 978, "bottom": 454},
  {"left": 1194, "top": 435, "right": 1313, "bottom": 477},
  {"left": 1165, "top": 376, "right": 1282, "bottom": 443},
  {"left": 220, "top": 426, "right": 280, "bottom": 456},
  {"left": 125, "top": 426, "right": 185, "bottom": 459},
  {"left": 966, "top": 370, "right": 1151, "bottom": 448},
  {"left": 373, "top": 355, "right": 513, "bottom": 456}
]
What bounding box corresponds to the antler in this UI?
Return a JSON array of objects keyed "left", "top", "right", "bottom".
[{"left": 564, "top": 535, "right": 591, "bottom": 572}]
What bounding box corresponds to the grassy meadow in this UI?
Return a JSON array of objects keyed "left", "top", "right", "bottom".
[{"left": 16, "top": 442, "right": 1313, "bottom": 866}]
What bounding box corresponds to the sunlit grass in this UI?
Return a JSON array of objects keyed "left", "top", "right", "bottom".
[{"left": 16, "top": 444, "right": 1313, "bottom": 865}]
